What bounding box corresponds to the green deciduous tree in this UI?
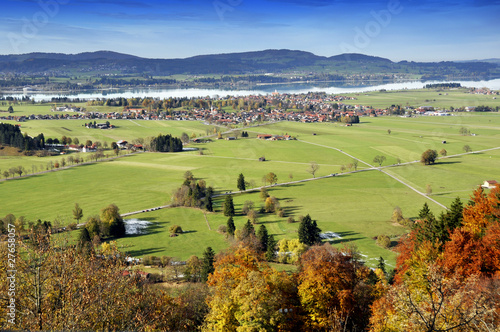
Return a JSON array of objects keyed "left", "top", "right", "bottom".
[
  {"left": 373, "top": 155, "right": 386, "bottom": 167},
  {"left": 100, "top": 204, "right": 125, "bottom": 238},
  {"left": 73, "top": 203, "right": 83, "bottom": 223},
  {"left": 421, "top": 149, "right": 438, "bottom": 165}
]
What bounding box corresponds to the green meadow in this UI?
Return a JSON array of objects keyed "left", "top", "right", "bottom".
[
  {"left": 2, "top": 113, "right": 499, "bottom": 267},
  {"left": 342, "top": 88, "right": 500, "bottom": 109}
]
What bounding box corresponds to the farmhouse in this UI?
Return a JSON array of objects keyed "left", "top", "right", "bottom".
[
  {"left": 257, "top": 134, "right": 272, "bottom": 140},
  {"left": 482, "top": 180, "right": 498, "bottom": 189}
]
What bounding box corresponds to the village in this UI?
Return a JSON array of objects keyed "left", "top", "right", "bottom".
[{"left": 0, "top": 91, "right": 482, "bottom": 126}]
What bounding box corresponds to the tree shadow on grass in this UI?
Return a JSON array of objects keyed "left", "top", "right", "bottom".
[
  {"left": 436, "top": 161, "right": 461, "bottom": 165},
  {"left": 325, "top": 231, "right": 364, "bottom": 245},
  {"left": 124, "top": 221, "right": 165, "bottom": 238},
  {"left": 125, "top": 247, "right": 164, "bottom": 257}
]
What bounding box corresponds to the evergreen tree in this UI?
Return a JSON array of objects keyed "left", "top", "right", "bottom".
[
  {"left": 377, "top": 256, "right": 386, "bottom": 275},
  {"left": 223, "top": 195, "right": 235, "bottom": 217},
  {"left": 237, "top": 173, "right": 246, "bottom": 191},
  {"left": 77, "top": 227, "right": 92, "bottom": 253},
  {"left": 205, "top": 187, "right": 214, "bottom": 212},
  {"left": 227, "top": 216, "right": 235, "bottom": 236},
  {"left": 266, "top": 235, "right": 277, "bottom": 261},
  {"left": 241, "top": 220, "right": 255, "bottom": 239},
  {"left": 257, "top": 224, "right": 269, "bottom": 252},
  {"left": 418, "top": 202, "right": 433, "bottom": 220},
  {"left": 298, "top": 214, "right": 322, "bottom": 246},
  {"left": 200, "top": 246, "right": 215, "bottom": 282}
]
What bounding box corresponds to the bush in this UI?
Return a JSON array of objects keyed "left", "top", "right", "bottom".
[
  {"left": 277, "top": 208, "right": 285, "bottom": 217},
  {"left": 376, "top": 235, "right": 391, "bottom": 249},
  {"left": 169, "top": 225, "right": 183, "bottom": 234},
  {"left": 67, "top": 223, "right": 78, "bottom": 230},
  {"left": 287, "top": 217, "right": 295, "bottom": 223},
  {"left": 217, "top": 224, "right": 227, "bottom": 234}
]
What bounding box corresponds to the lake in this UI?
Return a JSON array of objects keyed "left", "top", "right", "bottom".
[{"left": 4, "top": 78, "right": 500, "bottom": 101}]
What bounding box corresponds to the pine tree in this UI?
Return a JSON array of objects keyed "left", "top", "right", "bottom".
[
  {"left": 257, "top": 224, "right": 269, "bottom": 252},
  {"left": 298, "top": 214, "right": 322, "bottom": 246},
  {"left": 418, "top": 202, "right": 433, "bottom": 220},
  {"left": 205, "top": 187, "right": 214, "bottom": 212},
  {"left": 237, "top": 173, "right": 246, "bottom": 191},
  {"left": 223, "top": 195, "right": 235, "bottom": 217},
  {"left": 200, "top": 246, "right": 216, "bottom": 283},
  {"left": 227, "top": 216, "right": 235, "bottom": 236},
  {"left": 266, "top": 235, "right": 277, "bottom": 261},
  {"left": 241, "top": 220, "right": 255, "bottom": 239}
]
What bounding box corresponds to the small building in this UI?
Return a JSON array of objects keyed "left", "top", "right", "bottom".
[
  {"left": 482, "top": 180, "right": 498, "bottom": 189},
  {"left": 257, "top": 134, "right": 272, "bottom": 140},
  {"left": 225, "top": 137, "right": 236, "bottom": 141},
  {"left": 117, "top": 140, "right": 128, "bottom": 149}
]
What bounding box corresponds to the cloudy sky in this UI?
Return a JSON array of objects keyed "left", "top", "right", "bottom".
[{"left": 1, "top": 0, "right": 499, "bottom": 61}]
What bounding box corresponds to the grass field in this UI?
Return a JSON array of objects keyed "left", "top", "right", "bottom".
[
  {"left": 2, "top": 114, "right": 499, "bottom": 268},
  {"left": 342, "top": 88, "right": 500, "bottom": 109}
]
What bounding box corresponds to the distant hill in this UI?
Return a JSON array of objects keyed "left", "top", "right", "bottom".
[
  {"left": 0, "top": 49, "right": 498, "bottom": 79},
  {"left": 456, "top": 58, "right": 500, "bottom": 65}
]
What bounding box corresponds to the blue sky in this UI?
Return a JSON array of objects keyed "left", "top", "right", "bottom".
[{"left": 1, "top": 0, "right": 499, "bottom": 61}]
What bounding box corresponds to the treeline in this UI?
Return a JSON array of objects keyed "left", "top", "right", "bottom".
[
  {"left": 425, "top": 82, "right": 461, "bottom": 88},
  {"left": 150, "top": 133, "right": 183, "bottom": 152},
  {"left": 0, "top": 123, "right": 45, "bottom": 151}
]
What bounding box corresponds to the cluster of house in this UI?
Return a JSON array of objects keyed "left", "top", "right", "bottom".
[
  {"left": 256, "top": 134, "right": 293, "bottom": 140},
  {"left": 3, "top": 90, "right": 498, "bottom": 124}
]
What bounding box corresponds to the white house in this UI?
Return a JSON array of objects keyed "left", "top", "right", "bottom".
[{"left": 482, "top": 180, "right": 498, "bottom": 189}]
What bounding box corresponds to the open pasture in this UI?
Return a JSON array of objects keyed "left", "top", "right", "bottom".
[
  {"left": 342, "top": 88, "right": 500, "bottom": 109},
  {"left": 2, "top": 114, "right": 499, "bottom": 266}
]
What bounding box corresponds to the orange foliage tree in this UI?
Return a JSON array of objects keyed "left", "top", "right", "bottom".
[
  {"left": 297, "top": 244, "right": 375, "bottom": 331},
  {"left": 203, "top": 244, "right": 303, "bottom": 331}
]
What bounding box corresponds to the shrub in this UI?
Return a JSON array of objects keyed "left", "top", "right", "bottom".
[
  {"left": 376, "top": 235, "right": 391, "bottom": 249},
  {"left": 67, "top": 223, "right": 78, "bottom": 230},
  {"left": 217, "top": 224, "right": 227, "bottom": 234},
  {"left": 169, "top": 225, "right": 183, "bottom": 234},
  {"left": 287, "top": 217, "right": 295, "bottom": 223},
  {"left": 277, "top": 208, "right": 285, "bottom": 217}
]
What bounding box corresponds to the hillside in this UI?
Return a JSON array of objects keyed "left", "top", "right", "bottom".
[{"left": 0, "top": 49, "right": 498, "bottom": 79}]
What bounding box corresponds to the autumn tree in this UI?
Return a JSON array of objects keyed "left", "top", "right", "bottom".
[
  {"left": 297, "top": 244, "right": 374, "bottom": 331},
  {"left": 265, "top": 172, "right": 278, "bottom": 185},
  {"left": 439, "top": 148, "right": 447, "bottom": 156},
  {"left": 204, "top": 245, "right": 303, "bottom": 331},
  {"left": 463, "top": 144, "right": 472, "bottom": 153},
  {"left": 100, "top": 204, "right": 126, "bottom": 238}
]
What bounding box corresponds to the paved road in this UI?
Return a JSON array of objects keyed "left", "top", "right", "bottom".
[{"left": 296, "top": 139, "right": 500, "bottom": 210}]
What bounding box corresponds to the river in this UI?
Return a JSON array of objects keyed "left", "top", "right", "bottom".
[{"left": 3, "top": 78, "right": 500, "bottom": 101}]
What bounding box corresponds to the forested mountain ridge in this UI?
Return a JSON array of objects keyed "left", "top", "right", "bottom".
[{"left": 0, "top": 49, "right": 498, "bottom": 79}]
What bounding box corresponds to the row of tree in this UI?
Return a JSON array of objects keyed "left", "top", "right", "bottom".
[{"left": 0, "top": 123, "right": 45, "bottom": 151}]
